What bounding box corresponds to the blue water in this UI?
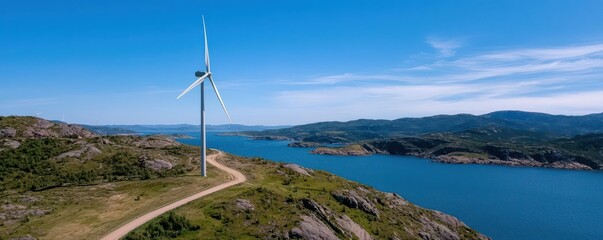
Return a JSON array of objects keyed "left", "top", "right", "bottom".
[{"left": 176, "top": 132, "right": 603, "bottom": 240}]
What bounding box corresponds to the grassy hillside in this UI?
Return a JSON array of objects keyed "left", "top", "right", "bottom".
[
  {"left": 0, "top": 116, "right": 233, "bottom": 239},
  {"left": 0, "top": 116, "right": 201, "bottom": 191},
  {"left": 126, "top": 154, "right": 488, "bottom": 240},
  {"left": 1, "top": 116, "right": 488, "bottom": 239}
]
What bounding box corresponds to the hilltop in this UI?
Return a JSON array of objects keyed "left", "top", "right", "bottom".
[{"left": 0, "top": 116, "right": 487, "bottom": 239}]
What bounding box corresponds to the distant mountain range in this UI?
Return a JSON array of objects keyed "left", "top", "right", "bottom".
[{"left": 244, "top": 110, "right": 603, "bottom": 142}]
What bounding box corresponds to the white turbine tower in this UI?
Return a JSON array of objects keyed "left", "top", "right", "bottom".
[{"left": 177, "top": 16, "right": 231, "bottom": 176}]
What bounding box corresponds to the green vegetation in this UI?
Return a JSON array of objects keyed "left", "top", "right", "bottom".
[
  {"left": 143, "top": 154, "right": 486, "bottom": 240},
  {"left": 124, "top": 212, "right": 200, "bottom": 240},
  {"left": 0, "top": 116, "right": 230, "bottom": 239},
  {"left": 0, "top": 137, "right": 191, "bottom": 191}
]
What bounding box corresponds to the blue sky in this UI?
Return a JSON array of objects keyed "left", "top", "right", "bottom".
[{"left": 2, "top": 0, "right": 603, "bottom": 125}]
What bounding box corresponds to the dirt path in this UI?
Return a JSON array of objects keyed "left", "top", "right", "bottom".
[{"left": 100, "top": 150, "right": 245, "bottom": 240}]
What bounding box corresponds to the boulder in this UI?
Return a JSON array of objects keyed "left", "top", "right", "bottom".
[
  {"left": 283, "top": 164, "right": 314, "bottom": 176},
  {"left": 143, "top": 159, "right": 174, "bottom": 171},
  {"left": 382, "top": 192, "right": 409, "bottom": 208}
]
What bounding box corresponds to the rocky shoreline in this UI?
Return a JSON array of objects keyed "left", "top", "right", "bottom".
[
  {"left": 434, "top": 155, "right": 593, "bottom": 170},
  {"left": 311, "top": 145, "right": 595, "bottom": 170},
  {"left": 287, "top": 141, "right": 322, "bottom": 148},
  {"left": 227, "top": 132, "right": 601, "bottom": 171}
]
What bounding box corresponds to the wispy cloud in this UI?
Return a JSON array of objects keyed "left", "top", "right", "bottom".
[
  {"left": 295, "top": 73, "right": 411, "bottom": 85},
  {"left": 477, "top": 43, "right": 603, "bottom": 61},
  {"left": 263, "top": 42, "right": 603, "bottom": 124},
  {"left": 302, "top": 42, "right": 603, "bottom": 85},
  {"left": 426, "top": 37, "right": 463, "bottom": 57}
]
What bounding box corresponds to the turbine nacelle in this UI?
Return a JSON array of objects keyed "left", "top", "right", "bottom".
[{"left": 195, "top": 71, "right": 210, "bottom": 77}]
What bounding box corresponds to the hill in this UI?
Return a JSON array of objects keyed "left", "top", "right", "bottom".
[
  {"left": 0, "top": 116, "right": 228, "bottom": 239},
  {"left": 125, "top": 154, "right": 488, "bottom": 240},
  {"left": 242, "top": 111, "right": 603, "bottom": 143},
  {"left": 0, "top": 116, "right": 487, "bottom": 239}
]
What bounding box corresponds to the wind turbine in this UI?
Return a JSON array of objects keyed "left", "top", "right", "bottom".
[{"left": 177, "top": 16, "right": 232, "bottom": 176}]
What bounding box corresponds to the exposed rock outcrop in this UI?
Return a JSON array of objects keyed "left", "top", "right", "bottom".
[
  {"left": 0, "top": 127, "right": 17, "bottom": 138},
  {"left": 55, "top": 124, "right": 96, "bottom": 138},
  {"left": 133, "top": 137, "right": 179, "bottom": 149},
  {"left": 331, "top": 190, "right": 380, "bottom": 217},
  {"left": 0, "top": 203, "right": 51, "bottom": 226},
  {"left": 1, "top": 139, "right": 20, "bottom": 150},
  {"left": 140, "top": 155, "right": 174, "bottom": 171},
  {"left": 301, "top": 198, "right": 373, "bottom": 240},
  {"left": 418, "top": 215, "right": 460, "bottom": 240},
  {"left": 55, "top": 144, "right": 101, "bottom": 160},
  {"left": 289, "top": 215, "right": 339, "bottom": 240},
  {"left": 19, "top": 119, "right": 95, "bottom": 139},
  {"left": 335, "top": 214, "right": 373, "bottom": 240},
  {"left": 235, "top": 199, "right": 254, "bottom": 211},
  {"left": 382, "top": 192, "right": 409, "bottom": 208},
  {"left": 283, "top": 164, "right": 314, "bottom": 176}
]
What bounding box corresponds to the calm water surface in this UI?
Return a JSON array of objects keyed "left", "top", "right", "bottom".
[{"left": 175, "top": 132, "right": 603, "bottom": 240}]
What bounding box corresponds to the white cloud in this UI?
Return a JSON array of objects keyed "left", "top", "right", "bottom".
[
  {"left": 478, "top": 43, "right": 603, "bottom": 61},
  {"left": 266, "top": 85, "right": 603, "bottom": 125},
  {"left": 251, "top": 42, "right": 603, "bottom": 124},
  {"left": 293, "top": 73, "right": 410, "bottom": 85},
  {"left": 426, "top": 38, "right": 463, "bottom": 57}
]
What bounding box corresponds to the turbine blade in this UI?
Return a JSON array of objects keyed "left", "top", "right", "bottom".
[
  {"left": 202, "top": 15, "right": 210, "bottom": 72},
  {"left": 208, "top": 76, "right": 232, "bottom": 123},
  {"left": 176, "top": 73, "right": 208, "bottom": 99}
]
